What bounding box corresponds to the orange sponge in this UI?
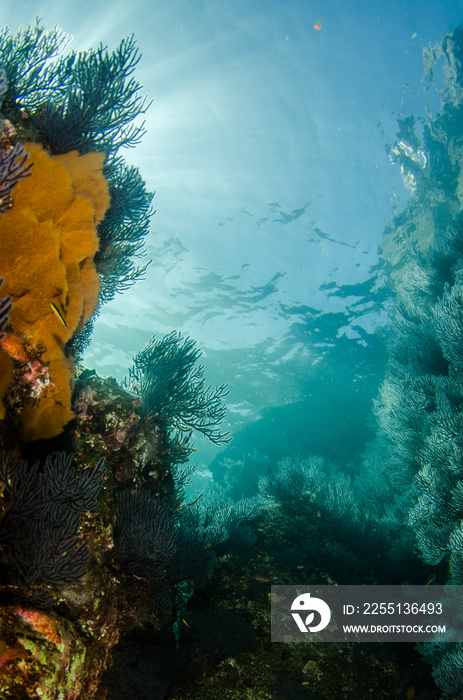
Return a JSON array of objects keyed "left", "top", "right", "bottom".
[{"left": 0, "top": 142, "right": 110, "bottom": 441}]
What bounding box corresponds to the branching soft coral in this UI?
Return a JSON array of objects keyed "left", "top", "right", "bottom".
[
  {"left": 0, "top": 23, "right": 154, "bottom": 309},
  {"left": 0, "top": 142, "right": 110, "bottom": 441},
  {"left": 125, "top": 331, "right": 231, "bottom": 445}
]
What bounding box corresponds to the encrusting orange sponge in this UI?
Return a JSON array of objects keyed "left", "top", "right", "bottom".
[{"left": 0, "top": 142, "right": 110, "bottom": 441}]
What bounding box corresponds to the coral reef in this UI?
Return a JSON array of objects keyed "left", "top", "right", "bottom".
[
  {"left": 0, "top": 373, "right": 172, "bottom": 697},
  {"left": 0, "top": 141, "right": 110, "bottom": 440},
  {"left": 114, "top": 489, "right": 177, "bottom": 579},
  {"left": 0, "top": 16, "right": 454, "bottom": 700},
  {"left": 0, "top": 364, "right": 436, "bottom": 698},
  {"left": 0, "top": 23, "right": 153, "bottom": 440},
  {"left": 0, "top": 451, "right": 105, "bottom": 587},
  {"left": 355, "top": 26, "right": 463, "bottom": 697},
  {"left": 0, "top": 21, "right": 164, "bottom": 698},
  {"left": 70, "top": 369, "right": 193, "bottom": 488},
  {"left": 361, "top": 211, "right": 463, "bottom": 692},
  {"left": 0, "top": 22, "right": 154, "bottom": 309}
]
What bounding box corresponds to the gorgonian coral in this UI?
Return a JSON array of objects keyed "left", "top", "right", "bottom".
[
  {"left": 0, "top": 68, "right": 32, "bottom": 213},
  {"left": 114, "top": 489, "right": 177, "bottom": 580},
  {"left": 168, "top": 527, "right": 217, "bottom": 588},
  {"left": 0, "top": 451, "right": 105, "bottom": 585},
  {"left": 95, "top": 159, "right": 153, "bottom": 304},
  {"left": 358, "top": 26, "right": 463, "bottom": 696},
  {"left": 125, "top": 332, "right": 231, "bottom": 445},
  {"left": 0, "top": 140, "right": 31, "bottom": 213},
  {"left": 27, "top": 36, "right": 150, "bottom": 157},
  {"left": 0, "top": 23, "right": 154, "bottom": 309},
  {"left": 0, "top": 67, "right": 7, "bottom": 100},
  {"left": 0, "top": 278, "right": 11, "bottom": 340}
]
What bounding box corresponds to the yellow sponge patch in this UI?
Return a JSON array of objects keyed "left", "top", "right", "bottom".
[{"left": 0, "top": 142, "right": 110, "bottom": 441}]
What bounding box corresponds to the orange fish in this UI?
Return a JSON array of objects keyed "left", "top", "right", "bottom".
[
  {"left": 12, "top": 607, "right": 61, "bottom": 646},
  {"left": 314, "top": 22, "right": 322, "bottom": 31},
  {"left": 250, "top": 572, "right": 271, "bottom": 583},
  {"left": 0, "top": 332, "right": 28, "bottom": 363}
]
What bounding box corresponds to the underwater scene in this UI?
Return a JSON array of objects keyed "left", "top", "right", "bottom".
[{"left": 3, "top": 0, "right": 463, "bottom": 698}]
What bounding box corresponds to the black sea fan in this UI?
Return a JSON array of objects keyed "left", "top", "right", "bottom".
[
  {"left": 0, "top": 67, "right": 7, "bottom": 102},
  {"left": 0, "top": 23, "right": 71, "bottom": 113},
  {"left": 168, "top": 526, "right": 217, "bottom": 588},
  {"left": 0, "top": 277, "right": 12, "bottom": 339},
  {"left": 96, "top": 158, "right": 154, "bottom": 303},
  {"left": 11, "top": 31, "right": 151, "bottom": 157},
  {"left": 0, "top": 140, "right": 31, "bottom": 214},
  {"left": 0, "top": 66, "right": 32, "bottom": 214},
  {"left": 0, "top": 451, "right": 105, "bottom": 586},
  {"left": 114, "top": 489, "right": 177, "bottom": 579},
  {"left": 125, "top": 331, "right": 231, "bottom": 445}
]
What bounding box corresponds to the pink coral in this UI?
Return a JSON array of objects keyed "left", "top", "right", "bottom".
[{"left": 20, "top": 359, "right": 54, "bottom": 399}]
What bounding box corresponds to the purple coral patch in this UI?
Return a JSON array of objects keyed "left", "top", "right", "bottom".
[
  {"left": 0, "top": 278, "right": 12, "bottom": 340},
  {"left": 0, "top": 142, "right": 32, "bottom": 213}
]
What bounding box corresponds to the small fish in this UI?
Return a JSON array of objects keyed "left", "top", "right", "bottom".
[
  {"left": 50, "top": 301, "right": 67, "bottom": 327},
  {"left": 425, "top": 573, "right": 437, "bottom": 586},
  {"left": 405, "top": 685, "right": 416, "bottom": 700},
  {"left": 182, "top": 618, "right": 190, "bottom": 628},
  {"left": 314, "top": 22, "right": 322, "bottom": 31},
  {"left": 250, "top": 572, "right": 271, "bottom": 583}
]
